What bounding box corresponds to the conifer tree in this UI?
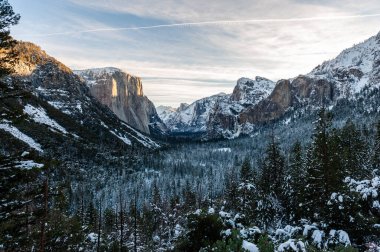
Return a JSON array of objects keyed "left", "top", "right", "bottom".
[
  {"left": 340, "top": 120, "right": 367, "bottom": 178},
  {"left": 260, "top": 134, "right": 285, "bottom": 198},
  {"left": 237, "top": 159, "right": 257, "bottom": 223},
  {"left": 225, "top": 168, "right": 239, "bottom": 211},
  {"left": 304, "top": 108, "right": 335, "bottom": 221},
  {"left": 0, "top": 0, "right": 20, "bottom": 78},
  {"left": 240, "top": 157, "right": 252, "bottom": 182},
  {"left": 373, "top": 121, "right": 380, "bottom": 169},
  {"left": 183, "top": 181, "right": 196, "bottom": 211},
  {"left": 287, "top": 141, "right": 305, "bottom": 221}
]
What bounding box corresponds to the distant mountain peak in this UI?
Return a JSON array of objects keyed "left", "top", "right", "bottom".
[{"left": 158, "top": 31, "right": 380, "bottom": 140}]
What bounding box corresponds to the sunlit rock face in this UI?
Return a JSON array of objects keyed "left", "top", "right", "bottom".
[{"left": 75, "top": 68, "right": 166, "bottom": 134}]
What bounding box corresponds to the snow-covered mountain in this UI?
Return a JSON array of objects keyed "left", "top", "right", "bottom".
[
  {"left": 308, "top": 32, "right": 380, "bottom": 96},
  {"left": 157, "top": 76, "right": 275, "bottom": 137},
  {"left": 157, "top": 31, "right": 380, "bottom": 139},
  {"left": 156, "top": 93, "right": 228, "bottom": 133},
  {"left": 74, "top": 68, "right": 166, "bottom": 135}
]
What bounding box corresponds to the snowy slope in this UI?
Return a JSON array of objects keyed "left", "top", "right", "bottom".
[
  {"left": 0, "top": 121, "right": 43, "bottom": 152},
  {"left": 158, "top": 76, "right": 275, "bottom": 135},
  {"left": 159, "top": 93, "right": 228, "bottom": 133},
  {"left": 309, "top": 33, "right": 380, "bottom": 96},
  {"left": 156, "top": 105, "right": 177, "bottom": 123},
  {"left": 24, "top": 104, "right": 68, "bottom": 134}
]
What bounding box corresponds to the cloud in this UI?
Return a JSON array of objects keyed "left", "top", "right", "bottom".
[
  {"left": 27, "top": 13, "right": 380, "bottom": 37},
  {"left": 10, "top": 0, "right": 380, "bottom": 107}
]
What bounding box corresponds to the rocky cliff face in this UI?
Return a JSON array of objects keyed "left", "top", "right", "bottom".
[
  {"left": 4, "top": 41, "right": 160, "bottom": 149},
  {"left": 236, "top": 32, "right": 380, "bottom": 129},
  {"left": 158, "top": 31, "right": 380, "bottom": 139},
  {"left": 75, "top": 68, "right": 165, "bottom": 135}
]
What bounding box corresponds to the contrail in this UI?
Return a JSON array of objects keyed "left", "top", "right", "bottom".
[{"left": 29, "top": 13, "right": 380, "bottom": 37}]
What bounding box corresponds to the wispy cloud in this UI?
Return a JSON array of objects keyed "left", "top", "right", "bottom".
[
  {"left": 9, "top": 0, "right": 380, "bottom": 107},
  {"left": 25, "top": 13, "right": 380, "bottom": 37}
]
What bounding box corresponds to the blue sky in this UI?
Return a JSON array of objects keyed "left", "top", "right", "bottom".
[{"left": 9, "top": 0, "right": 380, "bottom": 107}]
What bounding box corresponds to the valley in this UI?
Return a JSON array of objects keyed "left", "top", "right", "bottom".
[{"left": 1, "top": 1, "right": 380, "bottom": 250}]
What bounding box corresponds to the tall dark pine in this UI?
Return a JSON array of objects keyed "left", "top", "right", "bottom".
[
  {"left": 225, "top": 168, "right": 239, "bottom": 211},
  {"left": 237, "top": 158, "right": 256, "bottom": 222},
  {"left": 287, "top": 141, "right": 305, "bottom": 221},
  {"left": 340, "top": 120, "right": 367, "bottom": 178},
  {"left": 240, "top": 157, "right": 252, "bottom": 182},
  {"left": 304, "top": 108, "right": 335, "bottom": 221},
  {"left": 373, "top": 121, "right": 380, "bottom": 169},
  {"left": 0, "top": 0, "right": 20, "bottom": 78},
  {"left": 260, "top": 134, "right": 285, "bottom": 197}
]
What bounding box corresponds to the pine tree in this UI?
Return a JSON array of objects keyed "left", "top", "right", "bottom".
[
  {"left": 260, "top": 134, "right": 285, "bottom": 198},
  {"left": 373, "top": 121, "right": 380, "bottom": 169},
  {"left": 86, "top": 202, "right": 98, "bottom": 231},
  {"left": 0, "top": 0, "right": 20, "bottom": 78},
  {"left": 183, "top": 181, "right": 196, "bottom": 212},
  {"left": 340, "top": 120, "right": 367, "bottom": 178},
  {"left": 240, "top": 157, "right": 252, "bottom": 182},
  {"left": 224, "top": 168, "right": 239, "bottom": 211},
  {"left": 304, "top": 108, "right": 337, "bottom": 221},
  {"left": 287, "top": 140, "right": 305, "bottom": 221}
]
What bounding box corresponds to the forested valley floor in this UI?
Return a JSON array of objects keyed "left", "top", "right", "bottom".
[{"left": 2, "top": 108, "right": 380, "bottom": 251}]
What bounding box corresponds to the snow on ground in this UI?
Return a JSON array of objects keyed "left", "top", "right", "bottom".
[
  {"left": 110, "top": 130, "right": 132, "bottom": 145},
  {"left": 87, "top": 232, "right": 98, "bottom": 243},
  {"left": 24, "top": 104, "right": 68, "bottom": 134},
  {"left": 242, "top": 240, "right": 259, "bottom": 252},
  {"left": 311, "top": 230, "right": 324, "bottom": 249},
  {"left": 0, "top": 122, "right": 43, "bottom": 152},
  {"left": 278, "top": 239, "right": 306, "bottom": 252},
  {"left": 122, "top": 122, "right": 160, "bottom": 148},
  {"left": 102, "top": 120, "right": 159, "bottom": 148},
  {"left": 213, "top": 148, "right": 232, "bottom": 153},
  {"left": 15, "top": 160, "right": 44, "bottom": 170},
  {"left": 21, "top": 151, "right": 29, "bottom": 157}
]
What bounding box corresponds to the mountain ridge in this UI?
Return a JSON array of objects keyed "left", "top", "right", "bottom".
[{"left": 157, "top": 31, "right": 380, "bottom": 139}]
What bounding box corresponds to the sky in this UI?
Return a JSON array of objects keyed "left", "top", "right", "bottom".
[{"left": 8, "top": 0, "right": 380, "bottom": 107}]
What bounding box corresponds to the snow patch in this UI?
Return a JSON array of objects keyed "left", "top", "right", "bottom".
[
  {"left": 0, "top": 122, "right": 43, "bottom": 152},
  {"left": 242, "top": 240, "right": 259, "bottom": 252},
  {"left": 15, "top": 160, "right": 44, "bottom": 170},
  {"left": 213, "top": 148, "right": 232, "bottom": 153},
  {"left": 110, "top": 130, "right": 132, "bottom": 145},
  {"left": 24, "top": 104, "right": 68, "bottom": 134}
]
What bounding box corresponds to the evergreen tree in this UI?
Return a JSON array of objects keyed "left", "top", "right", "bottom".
[
  {"left": 86, "top": 202, "right": 98, "bottom": 231},
  {"left": 373, "top": 121, "right": 380, "bottom": 169},
  {"left": 183, "top": 181, "right": 196, "bottom": 212},
  {"left": 304, "top": 108, "right": 337, "bottom": 221},
  {"left": 287, "top": 140, "right": 305, "bottom": 221},
  {"left": 224, "top": 168, "right": 239, "bottom": 211},
  {"left": 240, "top": 157, "right": 252, "bottom": 182},
  {"left": 260, "top": 134, "right": 285, "bottom": 198},
  {"left": 175, "top": 212, "right": 223, "bottom": 252},
  {"left": 0, "top": 0, "right": 20, "bottom": 77},
  {"left": 340, "top": 120, "right": 367, "bottom": 178}
]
